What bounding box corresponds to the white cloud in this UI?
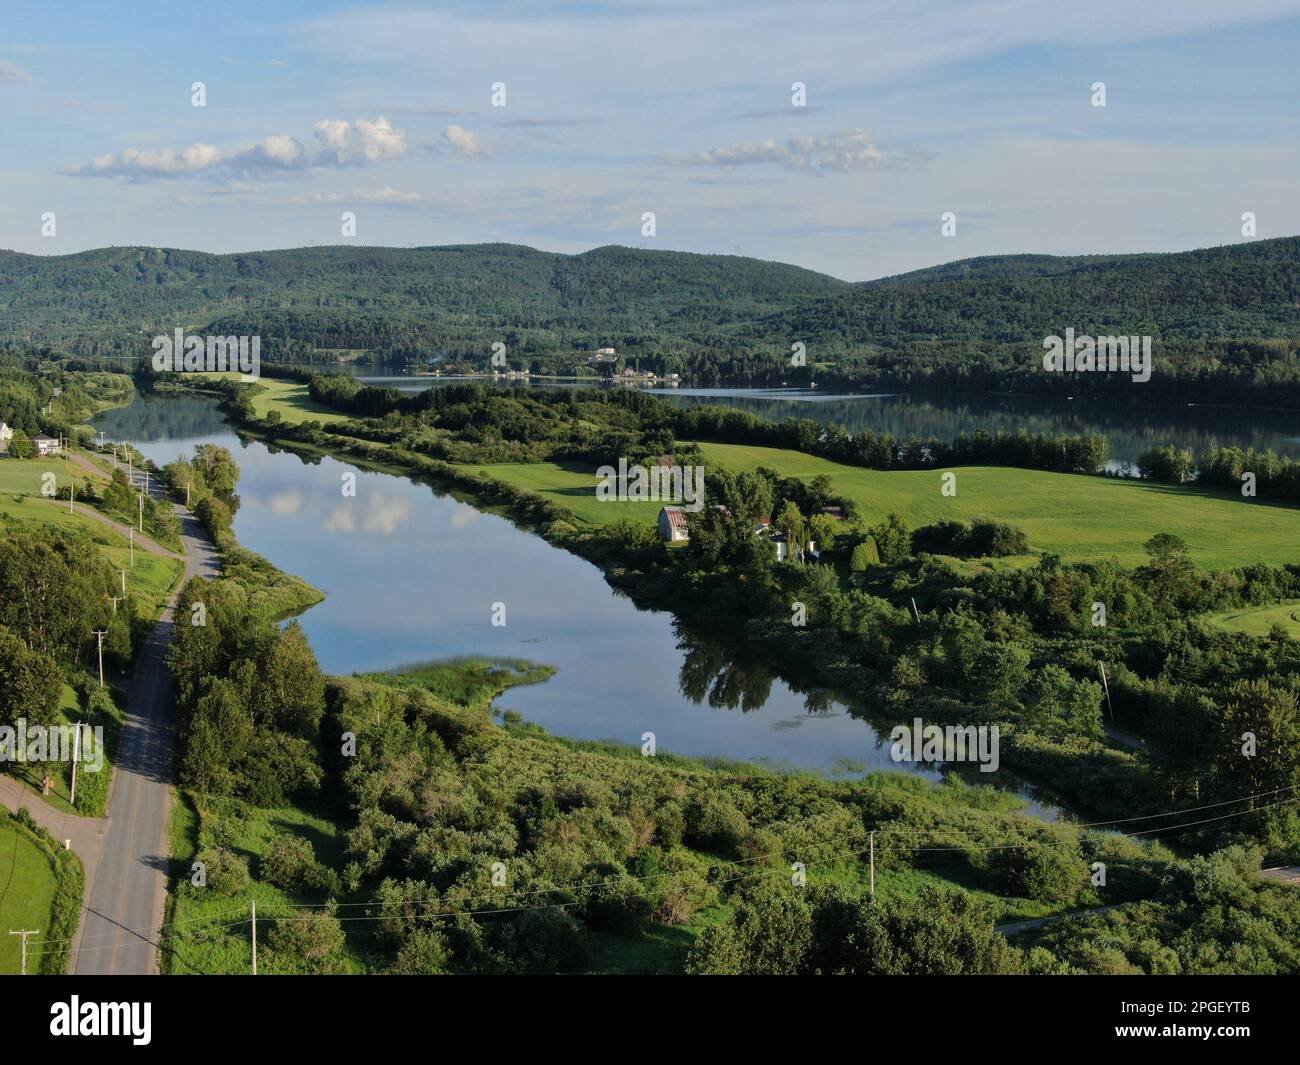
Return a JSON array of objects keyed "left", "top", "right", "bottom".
[
  {"left": 440, "top": 124, "right": 481, "bottom": 158},
  {"left": 70, "top": 117, "right": 406, "bottom": 180},
  {"left": 314, "top": 116, "right": 406, "bottom": 164},
  {"left": 323, "top": 503, "right": 356, "bottom": 533},
  {"left": 678, "top": 130, "right": 927, "bottom": 175},
  {"left": 323, "top": 494, "right": 410, "bottom": 535},
  {"left": 0, "top": 60, "right": 30, "bottom": 84},
  {"left": 285, "top": 186, "right": 423, "bottom": 206},
  {"left": 361, "top": 495, "right": 411, "bottom": 535},
  {"left": 268, "top": 489, "right": 304, "bottom": 516}
]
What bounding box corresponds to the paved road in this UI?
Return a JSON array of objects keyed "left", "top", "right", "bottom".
[
  {"left": 995, "top": 904, "right": 1121, "bottom": 937},
  {"left": 1104, "top": 722, "right": 1142, "bottom": 750},
  {"left": 72, "top": 486, "right": 219, "bottom": 974}
]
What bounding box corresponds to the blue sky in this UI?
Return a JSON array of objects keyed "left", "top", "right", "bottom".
[{"left": 2, "top": 0, "right": 1298, "bottom": 279}]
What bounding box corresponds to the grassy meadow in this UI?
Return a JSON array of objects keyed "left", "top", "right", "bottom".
[
  {"left": 460, "top": 443, "right": 1300, "bottom": 570},
  {"left": 0, "top": 818, "right": 59, "bottom": 974},
  {"left": 195, "top": 372, "right": 349, "bottom": 426},
  {"left": 1204, "top": 600, "right": 1300, "bottom": 637}
]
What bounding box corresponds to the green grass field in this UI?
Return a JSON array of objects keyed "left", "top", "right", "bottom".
[
  {"left": 0, "top": 455, "right": 94, "bottom": 497},
  {"left": 464, "top": 459, "right": 665, "bottom": 525},
  {"left": 701, "top": 443, "right": 1300, "bottom": 570},
  {"left": 461, "top": 444, "right": 1300, "bottom": 569},
  {"left": 0, "top": 820, "right": 59, "bottom": 974},
  {"left": 0, "top": 494, "right": 183, "bottom": 617},
  {"left": 195, "top": 372, "right": 349, "bottom": 426},
  {"left": 1205, "top": 600, "right": 1300, "bottom": 637}
]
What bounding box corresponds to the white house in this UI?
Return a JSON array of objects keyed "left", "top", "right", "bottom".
[
  {"left": 32, "top": 433, "right": 60, "bottom": 456},
  {"left": 658, "top": 505, "right": 690, "bottom": 542},
  {"left": 0, "top": 422, "right": 13, "bottom": 453},
  {"left": 768, "top": 528, "right": 815, "bottom": 562}
]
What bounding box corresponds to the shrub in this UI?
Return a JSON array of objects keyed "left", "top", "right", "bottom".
[
  {"left": 850, "top": 537, "right": 880, "bottom": 571},
  {"left": 197, "top": 845, "right": 251, "bottom": 896}
]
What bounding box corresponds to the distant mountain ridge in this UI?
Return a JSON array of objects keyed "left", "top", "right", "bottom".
[
  {"left": 777, "top": 237, "right": 1300, "bottom": 344},
  {"left": 0, "top": 242, "right": 848, "bottom": 352},
  {"left": 2, "top": 237, "right": 1298, "bottom": 404}
]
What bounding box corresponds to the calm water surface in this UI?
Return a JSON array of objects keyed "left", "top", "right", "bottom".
[
  {"left": 348, "top": 373, "right": 1300, "bottom": 466},
  {"left": 98, "top": 392, "right": 1013, "bottom": 800}
]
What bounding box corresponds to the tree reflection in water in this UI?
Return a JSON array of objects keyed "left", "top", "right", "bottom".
[{"left": 675, "top": 625, "right": 836, "bottom": 717}]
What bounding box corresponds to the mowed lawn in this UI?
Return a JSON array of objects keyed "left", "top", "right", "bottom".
[
  {"left": 194, "top": 372, "right": 349, "bottom": 426},
  {"left": 0, "top": 455, "right": 94, "bottom": 497},
  {"left": 1205, "top": 601, "right": 1300, "bottom": 637},
  {"left": 464, "top": 460, "right": 665, "bottom": 525},
  {"left": 464, "top": 444, "right": 1300, "bottom": 569},
  {"left": 0, "top": 821, "right": 58, "bottom": 974}
]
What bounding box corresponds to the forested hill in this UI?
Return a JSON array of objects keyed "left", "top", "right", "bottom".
[
  {"left": 0, "top": 243, "right": 848, "bottom": 355},
  {"left": 759, "top": 237, "right": 1300, "bottom": 345},
  {"left": 3, "top": 237, "right": 1299, "bottom": 404}
]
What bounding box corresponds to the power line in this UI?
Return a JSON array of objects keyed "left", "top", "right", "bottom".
[{"left": 26, "top": 781, "right": 1299, "bottom": 957}]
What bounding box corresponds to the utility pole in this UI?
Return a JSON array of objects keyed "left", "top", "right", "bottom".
[
  {"left": 93, "top": 630, "right": 107, "bottom": 687},
  {"left": 70, "top": 722, "right": 83, "bottom": 805},
  {"left": 68, "top": 483, "right": 74, "bottom": 514},
  {"left": 107, "top": 595, "right": 123, "bottom": 615},
  {"left": 1098, "top": 661, "right": 1113, "bottom": 719},
  {"left": 251, "top": 901, "right": 257, "bottom": 975},
  {"left": 129, "top": 528, "right": 134, "bottom": 567},
  {"left": 910, "top": 597, "right": 921, "bottom": 624},
  {"left": 869, "top": 831, "right": 876, "bottom": 901},
  {"left": 96, "top": 431, "right": 106, "bottom": 450},
  {"left": 119, "top": 569, "right": 126, "bottom": 595},
  {"left": 137, "top": 492, "right": 144, "bottom": 532},
  {"left": 7, "top": 930, "right": 37, "bottom": 975}
]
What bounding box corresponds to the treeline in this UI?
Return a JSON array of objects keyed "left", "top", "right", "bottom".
[
  {"left": 169, "top": 576, "right": 326, "bottom": 806},
  {"left": 0, "top": 362, "right": 134, "bottom": 441},
  {"left": 287, "top": 370, "right": 1117, "bottom": 477},
  {"left": 0, "top": 524, "right": 135, "bottom": 814},
  {"left": 1137, "top": 443, "right": 1300, "bottom": 503},
  {"left": 162, "top": 442, "right": 330, "bottom": 801},
  {"left": 670, "top": 403, "right": 1112, "bottom": 474}
]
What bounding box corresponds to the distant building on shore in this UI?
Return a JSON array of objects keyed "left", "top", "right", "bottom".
[{"left": 657, "top": 505, "right": 690, "bottom": 542}]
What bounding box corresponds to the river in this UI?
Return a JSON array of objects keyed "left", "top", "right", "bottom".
[
  {"left": 94, "top": 391, "right": 951, "bottom": 789},
  {"left": 96, "top": 381, "right": 1288, "bottom": 820}
]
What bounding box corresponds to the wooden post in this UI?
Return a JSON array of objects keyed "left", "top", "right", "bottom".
[{"left": 1098, "top": 662, "right": 1113, "bottom": 720}]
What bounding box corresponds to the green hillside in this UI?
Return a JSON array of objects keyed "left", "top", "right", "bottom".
[
  {"left": 765, "top": 238, "right": 1300, "bottom": 344},
  {"left": 6, "top": 237, "right": 1300, "bottom": 402},
  {"left": 0, "top": 243, "right": 847, "bottom": 357}
]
